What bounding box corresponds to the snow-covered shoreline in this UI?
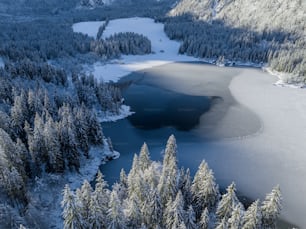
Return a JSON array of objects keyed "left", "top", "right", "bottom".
[
  {"left": 27, "top": 139, "right": 119, "bottom": 229},
  {"left": 73, "top": 17, "right": 302, "bottom": 90},
  {"left": 98, "top": 104, "right": 134, "bottom": 122}
]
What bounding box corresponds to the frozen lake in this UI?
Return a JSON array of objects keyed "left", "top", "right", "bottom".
[{"left": 101, "top": 62, "right": 304, "bottom": 228}]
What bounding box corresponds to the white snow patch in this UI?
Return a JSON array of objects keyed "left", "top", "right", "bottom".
[
  {"left": 264, "top": 67, "right": 305, "bottom": 89},
  {"left": 98, "top": 104, "right": 134, "bottom": 122},
  {"left": 72, "top": 21, "right": 105, "bottom": 38},
  {"left": 27, "top": 139, "right": 119, "bottom": 229}
]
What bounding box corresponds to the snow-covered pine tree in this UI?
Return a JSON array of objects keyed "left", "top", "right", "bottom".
[
  {"left": 107, "top": 189, "right": 126, "bottom": 229},
  {"left": 90, "top": 171, "right": 109, "bottom": 228},
  {"left": 228, "top": 205, "right": 243, "bottom": 229},
  {"left": 198, "top": 207, "right": 209, "bottom": 229},
  {"left": 185, "top": 205, "right": 197, "bottom": 229},
  {"left": 141, "top": 188, "right": 162, "bottom": 227},
  {"left": 120, "top": 168, "right": 128, "bottom": 189},
  {"left": 127, "top": 154, "right": 140, "bottom": 195},
  {"left": 125, "top": 192, "right": 142, "bottom": 228},
  {"left": 191, "top": 161, "right": 219, "bottom": 216},
  {"left": 261, "top": 185, "right": 282, "bottom": 229},
  {"left": 44, "top": 116, "right": 64, "bottom": 173},
  {"left": 61, "top": 185, "right": 81, "bottom": 229},
  {"left": 179, "top": 167, "right": 192, "bottom": 208},
  {"left": 11, "top": 91, "right": 28, "bottom": 138},
  {"left": 164, "top": 191, "right": 185, "bottom": 228},
  {"left": 74, "top": 105, "right": 90, "bottom": 158},
  {"left": 138, "top": 142, "right": 151, "bottom": 172},
  {"left": 158, "top": 135, "right": 179, "bottom": 207},
  {"left": 216, "top": 182, "right": 240, "bottom": 221},
  {"left": 28, "top": 113, "right": 45, "bottom": 174},
  {"left": 75, "top": 180, "right": 93, "bottom": 228},
  {"left": 242, "top": 200, "right": 261, "bottom": 229},
  {"left": 216, "top": 217, "right": 229, "bottom": 229},
  {"left": 58, "top": 105, "right": 80, "bottom": 171}
]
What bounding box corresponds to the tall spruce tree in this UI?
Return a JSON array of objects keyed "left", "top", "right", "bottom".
[
  {"left": 242, "top": 200, "right": 261, "bottom": 229},
  {"left": 216, "top": 183, "right": 240, "bottom": 221},
  {"left": 61, "top": 185, "right": 81, "bottom": 229},
  {"left": 107, "top": 189, "right": 126, "bottom": 229},
  {"left": 261, "top": 186, "right": 282, "bottom": 229},
  {"left": 191, "top": 161, "right": 219, "bottom": 216}
]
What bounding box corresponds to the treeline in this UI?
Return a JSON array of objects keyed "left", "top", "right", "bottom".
[
  {"left": 91, "top": 32, "right": 152, "bottom": 58},
  {"left": 0, "top": 21, "right": 151, "bottom": 64},
  {"left": 0, "top": 21, "right": 92, "bottom": 62},
  {"left": 62, "top": 135, "right": 282, "bottom": 229},
  {"left": 162, "top": 15, "right": 306, "bottom": 82},
  {"left": 80, "top": 0, "right": 106, "bottom": 8}
]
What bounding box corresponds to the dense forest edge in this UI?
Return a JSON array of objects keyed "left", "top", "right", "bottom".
[{"left": 61, "top": 135, "right": 282, "bottom": 229}]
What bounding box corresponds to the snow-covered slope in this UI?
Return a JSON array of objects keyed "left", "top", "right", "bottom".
[{"left": 170, "top": 0, "right": 306, "bottom": 35}]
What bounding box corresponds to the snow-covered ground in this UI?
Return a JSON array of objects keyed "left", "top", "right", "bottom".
[
  {"left": 72, "top": 21, "right": 105, "bottom": 38},
  {"left": 98, "top": 104, "right": 134, "bottom": 122},
  {"left": 27, "top": 139, "right": 119, "bottom": 229}
]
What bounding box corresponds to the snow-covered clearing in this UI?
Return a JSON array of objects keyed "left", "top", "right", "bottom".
[
  {"left": 27, "top": 140, "right": 119, "bottom": 229},
  {"left": 72, "top": 20, "right": 105, "bottom": 38},
  {"left": 73, "top": 17, "right": 198, "bottom": 82}
]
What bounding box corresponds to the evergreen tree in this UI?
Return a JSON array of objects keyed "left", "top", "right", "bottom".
[
  {"left": 127, "top": 154, "right": 140, "bottom": 196},
  {"left": 90, "top": 171, "right": 109, "bottom": 228},
  {"left": 191, "top": 161, "right": 219, "bottom": 216},
  {"left": 58, "top": 105, "right": 80, "bottom": 171},
  {"left": 164, "top": 191, "right": 185, "bottom": 229},
  {"left": 138, "top": 142, "right": 151, "bottom": 171},
  {"left": 107, "top": 189, "right": 126, "bottom": 229},
  {"left": 76, "top": 180, "right": 92, "bottom": 228},
  {"left": 261, "top": 186, "right": 282, "bottom": 229},
  {"left": 242, "top": 200, "right": 261, "bottom": 229},
  {"left": 119, "top": 168, "right": 128, "bottom": 189},
  {"left": 142, "top": 188, "right": 162, "bottom": 227},
  {"left": 216, "top": 183, "right": 240, "bottom": 221},
  {"left": 228, "top": 205, "right": 243, "bottom": 229},
  {"left": 185, "top": 205, "right": 197, "bottom": 229},
  {"left": 61, "top": 185, "right": 81, "bottom": 229},
  {"left": 179, "top": 168, "right": 192, "bottom": 208},
  {"left": 44, "top": 116, "right": 64, "bottom": 173},
  {"left": 125, "top": 192, "right": 142, "bottom": 228},
  {"left": 216, "top": 217, "right": 228, "bottom": 229},
  {"left": 158, "top": 135, "right": 179, "bottom": 207},
  {"left": 11, "top": 91, "right": 28, "bottom": 139},
  {"left": 28, "top": 113, "right": 45, "bottom": 174},
  {"left": 199, "top": 208, "right": 209, "bottom": 229}
]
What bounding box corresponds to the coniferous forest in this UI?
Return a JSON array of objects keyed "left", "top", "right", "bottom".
[{"left": 62, "top": 136, "right": 282, "bottom": 229}]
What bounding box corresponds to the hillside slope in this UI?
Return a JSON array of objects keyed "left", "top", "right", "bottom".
[
  {"left": 170, "top": 0, "right": 306, "bottom": 35},
  {"left": 167, "top": 0, "right": 306, "bottom": 82}
]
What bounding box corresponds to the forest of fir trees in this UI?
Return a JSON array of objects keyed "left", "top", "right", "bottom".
[
  {"left": 162, "top": 15, "right": 306, "bottom": 83},
  {"left": 62, "top": 135, "right": 282, "bottom": 229}
]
